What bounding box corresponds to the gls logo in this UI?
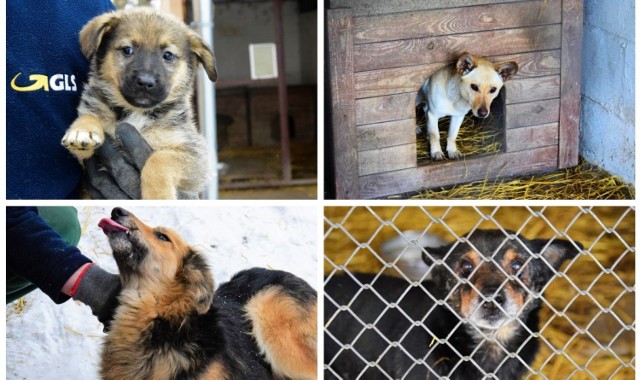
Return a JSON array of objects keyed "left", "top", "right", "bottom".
[{"left": 11, "top": 72, "right": 77, "bottom": 92}]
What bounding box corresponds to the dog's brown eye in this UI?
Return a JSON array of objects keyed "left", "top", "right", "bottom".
[
  {"left": 155, "top": 231, "right": 171, "bottom": 242},
  {"left": 460, "top": 260, "right": 474, "bottom": 276},
  {"left": 511, "top": 260, "right": 523, "bottom": 272},
  {"left": 163, "top": 51, "right": 175, "bottom": 61},
  {"left": 489, "top": 87, "right": 497, "bottom": 94},
  {"left": 122, "top": 46, "right": 134, "bottom": 56},
  {"left": 470, "top": 84, "right": 479, "bottom": 92}
]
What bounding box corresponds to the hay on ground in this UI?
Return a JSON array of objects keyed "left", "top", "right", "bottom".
[{"left": 409, "top": 160, "right": 634, "bottom": 200}]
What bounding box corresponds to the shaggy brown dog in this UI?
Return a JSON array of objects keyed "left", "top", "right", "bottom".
[
  {"left": 98, "top": 208, "right": 317, "bottom": 379},
  {"left": 62, "top": 8, "right": 216, "bottom": 199}
]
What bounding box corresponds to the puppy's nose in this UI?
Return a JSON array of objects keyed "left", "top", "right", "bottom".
[
  {"left": 482, "top": 289, "right": 505, "bottom": 309},
  {"left": 135, "top": 72, "right": 156, "bottom": 90},
  {"left": 112, "top": 207, "right": 130, "bottom": 218},
  {"left": 477, "top": 108, "right": 489, "bottom": 118}
]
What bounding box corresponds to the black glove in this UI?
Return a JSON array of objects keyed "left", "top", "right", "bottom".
[
  {"left": 84, "top": 123, "right": 153, "bottom": 199},
  {"left": 72, "top": 264, "right": 121, "bottom": 332},
  {"left": 84, "top": 123, "right": 200, "bottom": 200}
]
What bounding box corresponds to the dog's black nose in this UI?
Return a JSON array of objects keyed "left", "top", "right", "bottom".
[
  {"left": 135, "top": 72, "right": 156, "bottom": 90},
  {"left": 478, "top": 108, "right": 489, "bottom": 118},
  {"left": 482, "top": 290, "right": 505, "bottom": 310},
  {"left": 112, "top": 207, "right": 129, "bottom": 218}
]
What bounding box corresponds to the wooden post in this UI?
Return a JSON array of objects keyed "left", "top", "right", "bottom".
[
  {"left": 558, "top": 0, "right": 583, "bottom": 168},
  {"left": 273, "top": 0, "right": 292, "bottom": 181},
  {"left": 328, "top": 8, "right": 359, "bottom": 199}
]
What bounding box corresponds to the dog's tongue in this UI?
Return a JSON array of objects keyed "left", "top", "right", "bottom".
[{"left": 98, "top": 218, "right": 129, "bottom": 235}]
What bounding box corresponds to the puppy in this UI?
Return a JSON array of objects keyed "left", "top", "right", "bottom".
[
  {"left": 61, "top": 8, "right": 217, "bottom": 199},
  {"left": 98, "top": 208, "right": 317, "bottom": 380},
  {"left": 325, "top": 229, "right": 581, "bottom": 379},
  {"left": 416, "top": 52, "right": 518, "bottom": 160}
]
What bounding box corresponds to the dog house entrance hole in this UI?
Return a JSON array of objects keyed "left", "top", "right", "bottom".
[{"left": 416, "top": 89, "right": 506, "bottom": 165}]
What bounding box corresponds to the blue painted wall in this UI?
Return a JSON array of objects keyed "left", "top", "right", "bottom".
[{"left": 580, "top": 0, "right": 635, "bottom": 184}]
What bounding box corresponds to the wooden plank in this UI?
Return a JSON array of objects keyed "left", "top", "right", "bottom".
[
  {"left": 357, "top": 119, "right": 417, "bottom": 151},
  {"left": 353, "top": 0, "right": 561, "bottom": 44},
  {"left": 358, "top": 144, "right": 417, "bottom": 176},
  {"left": 354, "top": 50, "right": 561, "bottom": 99},
  {"left": 506, "top": 123, "right": 558, "bottom": 152},
  {"left": 558, "top": 0, "right": 583, "bottom": 169},
  {"left": 359, "top": 146, "right": 559, "bottom": 198},
  {"left": 356, "top": 88, "right": 560, "bottom": 127},
  {"left": 328, "top": 9, "right": 359, "bottom": 199},
  {"left": 506, "top": 99, "right": 560, "bottom": 129},
  {"left": 354, "top": 24, "right": 562, "bottom": 72},
  {"left": 505, "top": 75, "right": 560, "bottom": 104},
  {"left": 330, "top": 0, "right": 523, "bottom": 16},
  {"left": 356, "top": 92, "right": 414, "bottom": 126}
]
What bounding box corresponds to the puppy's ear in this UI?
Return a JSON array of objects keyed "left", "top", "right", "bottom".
[
  {"left": 188, "top": 32, "right": 218, "bottom": 82},
  {"left": 181, "top": 250, "right": 215, "bottom": 314},
  {"left": 531, "top": 238, "right": 582, "bottom": 270},
  {"left": 456, "top": 52, "right": 477, "bottom": 76},
  {"left": 79, "top": 12, "right": 120, "bottom": 60},
  {"left": 421, "top": 244, "right": 451, "bottom": 266},
  {"left": 495, "top": 61, "right": 518, "bottom": 82}
]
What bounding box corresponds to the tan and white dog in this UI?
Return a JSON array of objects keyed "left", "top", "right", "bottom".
[{"left": 416, "top": 52, "right": 518, "bottom": 160}]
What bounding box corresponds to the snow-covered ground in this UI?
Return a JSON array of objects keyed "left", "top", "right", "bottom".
[{"left": 6, "top": 206, "right": 318, "bottom": 380}]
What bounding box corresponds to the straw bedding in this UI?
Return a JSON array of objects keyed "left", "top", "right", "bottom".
[
  {"left": 412, "top": 115, "right": 633, "bottom": 200},
  {"left": 324, "top": 206, "right": 635, "bottom": 379}
]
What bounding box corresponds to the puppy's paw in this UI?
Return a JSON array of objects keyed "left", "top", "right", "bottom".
[
  {"left": 448, "top": 150, "right": 463, "bottom": 160},
  {"left": 61, "top": 127, "right": 104, "bottom": 153},
  {"left": 431, "top": 151, "right": 445, "bottom": 161}
]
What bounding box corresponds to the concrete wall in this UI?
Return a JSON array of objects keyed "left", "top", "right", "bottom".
[
  {"left": 214, "top": 1, "right": 316, "bottom": 85},
  {"left": 580, "top": 0, "right": 635, "bottom": 184}
]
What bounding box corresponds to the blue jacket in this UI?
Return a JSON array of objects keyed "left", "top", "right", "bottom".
[
  {"left": 7, "top": 207, "right": 91, "bottom": 303},
  {"left": 7, "top": 1, "right": 114, "bottom": 199}
]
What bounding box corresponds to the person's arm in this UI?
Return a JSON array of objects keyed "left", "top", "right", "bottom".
[
  {"left": 7, "top": 207, "right": 91, "bottom": 303},
  {"left": 7, "top": 207, "right": 121, "bottom": 330}
]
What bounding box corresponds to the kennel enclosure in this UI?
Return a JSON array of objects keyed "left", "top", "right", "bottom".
[{"left": 327, "top": 0, "right": 583, "bottom": 199}]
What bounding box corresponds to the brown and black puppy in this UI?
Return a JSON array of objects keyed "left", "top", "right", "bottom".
[
  {"left": 98, "top": 208, "right": 317, "bottom": 380},
  {"left": 62, "top": 8, "right": 216, "bottom": 199},
  {"left": 325, "top": 229, "right": 582, "bottom": 380}
]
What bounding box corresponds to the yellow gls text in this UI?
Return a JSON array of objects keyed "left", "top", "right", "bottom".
[{"left": 11, "top": 72, "right": 77, "bottom": 92}]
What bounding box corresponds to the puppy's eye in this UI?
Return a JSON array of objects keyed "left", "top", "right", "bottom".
[
  {"left": 163, "top": 51, "right": 175, "bottom": 61},
  {"left": 460, "top": 260, "right": 474, "bottom": 277},
  {"left": 489, "top": 87, "right": 497, "bottom": 94},
  {"left": 122, "top": 46, "right": 134, "bottom": 56},
  {"left": 511, "top": 260, "right": 523, "bottom": 272},
  {"left": 470, "top": 84, "right": 479, "bottom": 92},
  {"left": 154, "top": 231, "right": 171, "bottom": 242}
]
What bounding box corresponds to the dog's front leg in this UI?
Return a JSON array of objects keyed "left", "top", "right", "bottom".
[
  {"left": 140, "top": 150, "right": 183, "bottom": 199},
  {"left": 446, "top": 115, "right": 464, "bottom": 160},
  {"left": 426, "top": 111, "right": 444, "bottom": 161},
  {"left": 61, "top": 114, "right": 105, "bottom": 161}
]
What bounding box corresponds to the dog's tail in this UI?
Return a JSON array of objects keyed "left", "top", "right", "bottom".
[{"left": 415, "top": 78, "right": 429, "bottom": 109}]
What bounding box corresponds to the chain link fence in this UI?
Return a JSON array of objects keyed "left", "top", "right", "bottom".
[{"left": 324, "top": 206, "right": 635, "bottom": 379}]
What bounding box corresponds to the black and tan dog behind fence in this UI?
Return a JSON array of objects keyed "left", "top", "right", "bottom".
[
  {"left": 325, "top": 229, "right": 582, "bottom": 379},
  {"left": 98, "top": 208, "right": 317, "bottom": 380}
]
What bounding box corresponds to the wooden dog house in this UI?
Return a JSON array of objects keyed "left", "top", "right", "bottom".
[{"left": 327, "top": 0, "right": 583, "bottom": 199}]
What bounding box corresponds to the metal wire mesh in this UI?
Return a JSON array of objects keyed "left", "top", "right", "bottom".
[{"left": 324, "top": 206, "right": 635, "bottom": 379}]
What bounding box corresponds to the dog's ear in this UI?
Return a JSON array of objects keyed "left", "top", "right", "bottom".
[
  {"left": 188, "top": 32, "right": 218, "bottom": 82},
  {"left": 456, "top": 52, "right": 477, "bottom": 76},
  {"left": 495, "top": 61, "right": 518, "bottom": 82},
  {"left": 421, "top": 244, "right": 451, "bottom": 266},
  {"left": 181, "top": 249, "right": 215, "bottom": 314},
  {"left": 79, "top": 11, "right": 120, "bottom": 60},
  {"left": 523, "top": 238, "right": 582, "bottom": 288},
  {"left": 530, "top": 238, "right": 582, "bottom": 270}
]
